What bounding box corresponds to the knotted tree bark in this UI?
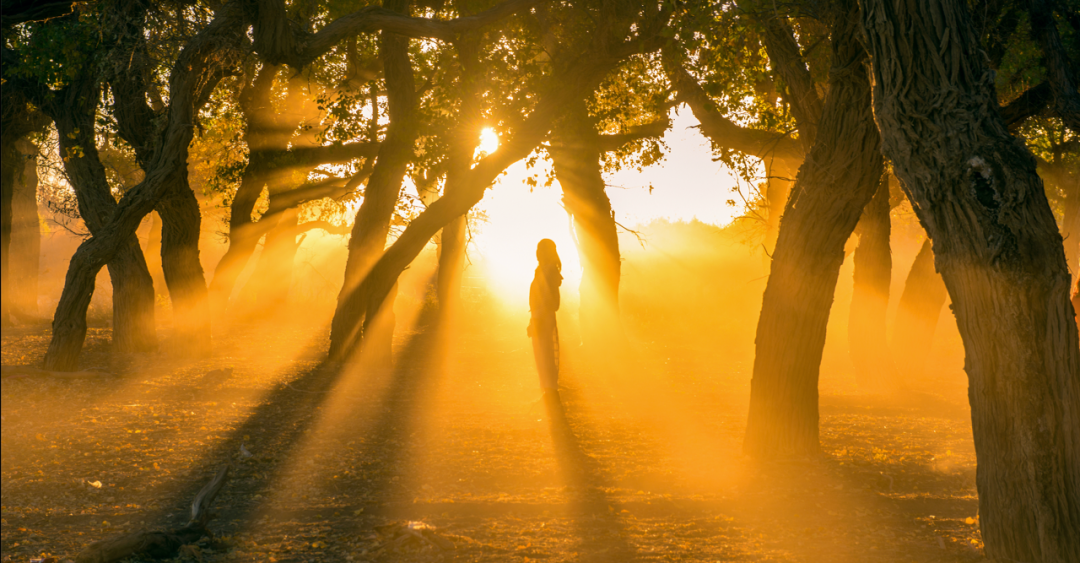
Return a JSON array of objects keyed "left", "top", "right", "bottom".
[{"left": 861, "top": 0, "right": 1080, "bottom": 559}]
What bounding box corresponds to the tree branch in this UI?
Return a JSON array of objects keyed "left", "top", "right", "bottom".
[
  {"left": 998, "top": 81, "right": 1052, "bottom": 129},
  {"left": 596, "top": 118, "right": 671, "bottom": 152},
  {"left": 254, "top": 0, "right": 549, "bottom": 68},
  {"left": 1029, "top": 0, "right": 1080, "bottom": 133},
  {"left": 756, "top": 14, "right": 823, "bottom": 150},
  {"left": 662, "top": 50, "right": 803, "bottom": 164}
]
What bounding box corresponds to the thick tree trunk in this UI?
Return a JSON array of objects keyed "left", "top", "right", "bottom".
[
  {"left": 848, "top": 174, "right": 896, "bottom": 390},
  {"left": 861, "top": 0, "right": 1080, "bottom": 560},
  {"left": 891, "top": 239, "right": 948, "bottom": 379},
  {"left": 551, "top": 100, "right": 623, "bottom": 347},
  {"left": 743, "top": 2, "right": 884, "bottom": 458},
  {"left": 9, "top": 139, "right": 40, "bottom": 319},
  {"left": 51, "top": 99, "right": 157, "bottom": 354},
  {"left": 328, "top": 13, "right": 417, "bottom": 362},
  {"left": 156, "top": 179, "right": 211, "bottom": 357}
]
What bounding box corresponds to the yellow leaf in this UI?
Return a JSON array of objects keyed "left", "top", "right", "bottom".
[{"left": 965, "top": 517, "right": 976, "bottom": 525}]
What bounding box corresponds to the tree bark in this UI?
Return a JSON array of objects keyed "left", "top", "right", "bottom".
[
  {"left": 891, "top": 238, "right": 948, "bottom": 379},
  {"left": 104, "top": 2, "right": 211, "bottom": 355},
  {"left": 41, "top": 2, "right": 244, "bottom": 371},
  {"left": 328, "top": 1, "right": 417, "bottom": 362},
  {"left": 10, "top": 139, "right": 41, "bottom": 318},
  {"left": 848, "top": 173, "right": 896, "bottom": 390},
  {"left": 49, "top": 89, "right": 157, "bottom": 354},
  {"left": 861, "top": 0, "right": 1080, "bottom": 559},
  {"left": 156, "top": 178, "right": 211, "bottom": 356},
  {"left": 551, "top": 99, "right": 623, "bottom": 348},
  {"left": 743, "top": 1, "right": 884, "bottom": 458}
]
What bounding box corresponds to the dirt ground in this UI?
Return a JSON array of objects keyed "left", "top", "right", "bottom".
[{"left": 1, "top": 294, "right": 985, "bottom": 563}]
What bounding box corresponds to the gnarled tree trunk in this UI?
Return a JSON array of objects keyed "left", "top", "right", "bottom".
[
  {"left": 41, "top": 2, "right": 245, "bottom": 371},
  {"left": 890, "top": 239, "right": 948, "bottom": 379},
  {"left": 50, "top": 94, "right": 157, "bottom": 355},
  {"left": 861, "top": 0, "right": 1080, "bottom": 559},
  {"left": 848, "top": 174, "right": 896, "bottom": 390},
  {"left": 743, "top": 1, "right": 884, "bottom": 458},
  {"left": 551, "top": 100, "right": 623, "bottom": 348}
]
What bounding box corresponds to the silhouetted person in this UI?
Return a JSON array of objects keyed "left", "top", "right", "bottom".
[{"left": 529, "top": 239, "right": 562, "bottom": 395}]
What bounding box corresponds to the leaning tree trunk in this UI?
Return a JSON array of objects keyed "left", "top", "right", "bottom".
[
  {"left": 328, "top": 13, "right": 417, "bottom": 362},
  {"left": 890, "top": 239, "right": 948, "bottom": 379},
  {"left": 861, "top": 0, "right": 1080, "bottom": 560},
  {"left": 743, "top": 1, "right": 885, "bottom": 459},
  {"left": 848, "top": 174, "right": 896, "bottom": 390},
  {"left": 156, "top": 178, "right": 211, "bottom": 357},
  {"left": 52, "top": 105, "right": 157, "bottom": 355},
  {"left": 551, "top": 100, "right": 623, "bottom": 348}
]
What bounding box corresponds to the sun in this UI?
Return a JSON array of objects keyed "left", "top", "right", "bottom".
[{"left": 477, "top": 127, "right": 500, "bottom": 156}]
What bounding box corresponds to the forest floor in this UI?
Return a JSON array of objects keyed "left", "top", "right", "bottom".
[{"left": 1, "top": 300, "right": 985, "bottom": 563}]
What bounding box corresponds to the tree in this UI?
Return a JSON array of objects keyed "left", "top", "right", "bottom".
[
  {"left": 104, "top": 0, "right": 214, "bottom": 355},
  {"left": 329, "top": 0, "right": 420, "bottom": 364},
  {"left": 328, "top": 0, "right": 674, "bottom": 358},
  {"left": 847, "top": 173, "right": 896, "bottom": 390},
  {"left": 742, "top": 0, "right": 884, "bottom": 458},
  {"left": 34, "top": 2, "right": 247, "bottom": 370},
  {"left": 890, "top": 239, "right": 949, "bottom": 378},
  {"left": 860, "top": 0, "right": 1080, "bottom": 559}
]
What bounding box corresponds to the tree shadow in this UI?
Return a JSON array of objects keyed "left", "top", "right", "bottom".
[{"left": 543, "top": 391, "right": 638, "bottom": 562}]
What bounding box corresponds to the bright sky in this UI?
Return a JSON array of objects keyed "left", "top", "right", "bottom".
[{"left": 469, "top": 107, "right": 745, "bottom": 303}]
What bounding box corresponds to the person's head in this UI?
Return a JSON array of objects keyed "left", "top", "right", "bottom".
[{"left": 536, "top": 239, "right": 561, "bottom": 271}]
